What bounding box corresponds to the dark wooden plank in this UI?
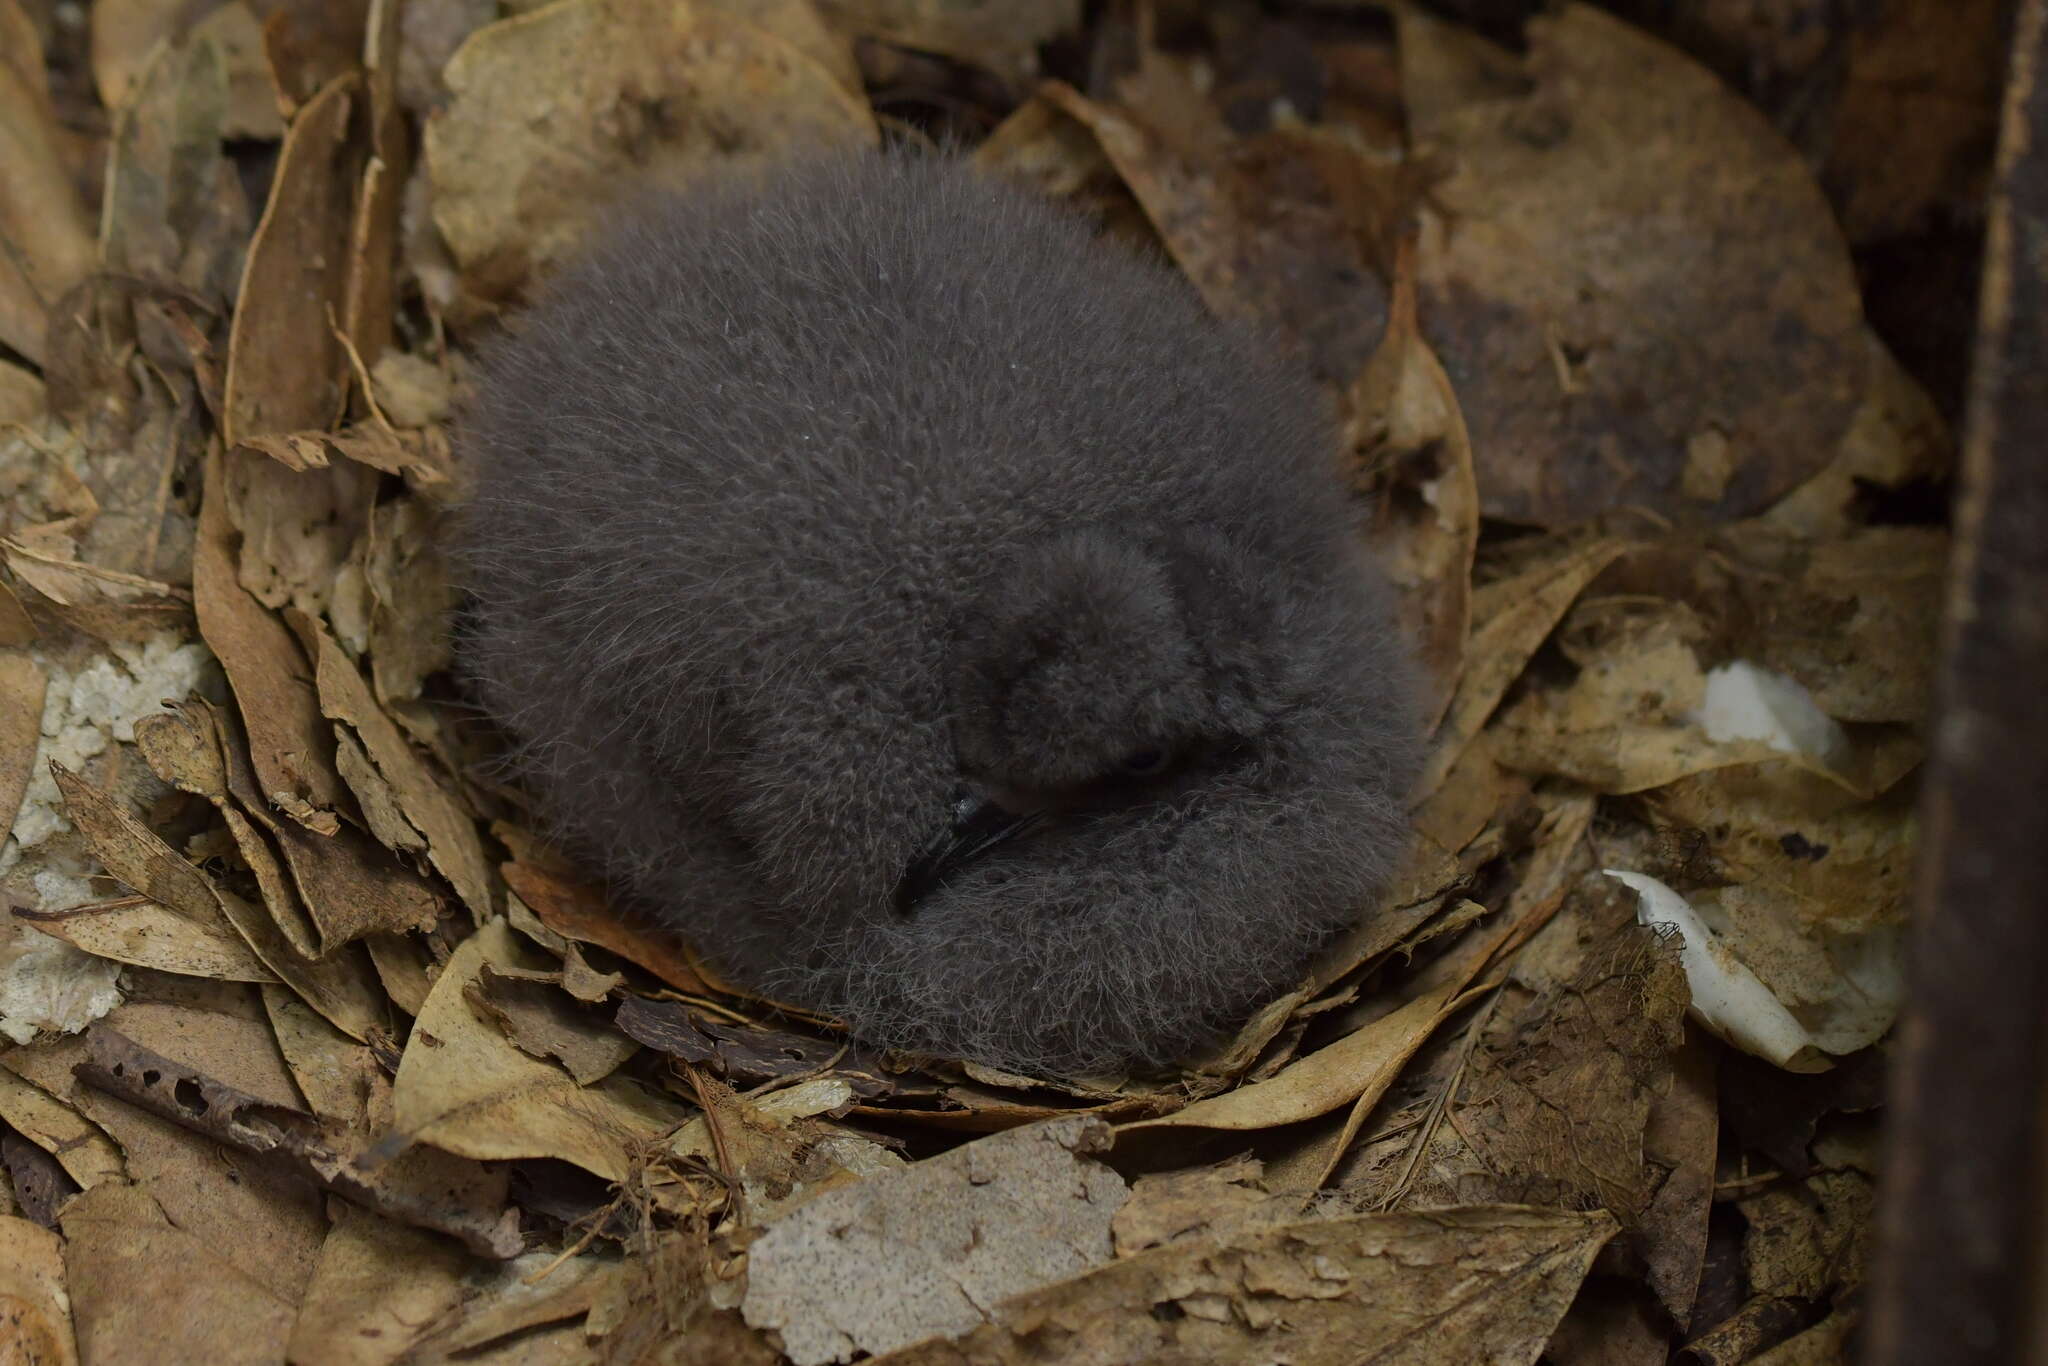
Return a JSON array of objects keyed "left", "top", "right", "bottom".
[{"left": 1865, "top": 4, "right": 2048, "bottom": 1363}]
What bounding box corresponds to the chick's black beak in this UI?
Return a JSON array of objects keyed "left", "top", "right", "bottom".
[{"left": 896, "top": 791, "right": 1047, "bottom": 912}]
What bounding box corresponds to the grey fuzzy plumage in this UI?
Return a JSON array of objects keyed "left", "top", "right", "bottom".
[{"left": 456, "top": 150, "right": 1419, "bottom": 1076}]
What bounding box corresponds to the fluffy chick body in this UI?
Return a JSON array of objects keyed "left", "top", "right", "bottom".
[{"left": 458, "top": 151, "right": 1417, "bottom": 1076}]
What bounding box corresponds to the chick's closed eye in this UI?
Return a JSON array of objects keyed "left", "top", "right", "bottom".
[{"left": 455, "top": 148, "right": 1420, "bottom": 1076}]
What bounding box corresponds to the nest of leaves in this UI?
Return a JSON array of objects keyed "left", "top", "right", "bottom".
[{"left": 0, "top": 1, "right": 1974, "bottom": 1363}]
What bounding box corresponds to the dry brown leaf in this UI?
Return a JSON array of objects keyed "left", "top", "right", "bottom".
[
  {"left": 1729, "top": 525, "right": 1946, "bottom": 726},
  {"left": 0, "top": 356, "right": 44, "bottom": 425},
  {"left": 1399, "top": 3, "right": 1866, "bottom": 526},
  {"left": 92, "top": 2, "right": 284, "bottom": 138},
  {"left": 1749, "top": 1310, "right": 1859, "bottom": 1366},
  {"left": 1637, "top": 1029, "right": 1719, "bottom": 1330},
  {"left": 0, "top": 651, "right": 45, "bottom": 835},
  {"left": 60, "top": 1180, "right": 297, "bottom": 1366},
  {"left": 97, "top": 28, "right": 252, "bottom": 312},
  {"left": 286, "top": 1197, "right": 478, "bottom": 1366},
  {"left": 260, "top": 982, "right": 379, "bottom": 1121},
  {"left": 399, "top": 1251, "right": 618, "bottom": 1362},
  {"left": 225, "top": 446, "right": 375, "bottom": 617},
  {"left": 198, "top": 2, "right": 287, "bottom": 138},
  {"left": 1822, "top": 0, "right": 2003, "bottom": 243},
  {"left": 222, "top": 72, "right": 361, "bottom": 445},
  {"left": 503, "top": 860, "right": 716, "bottom": 996},
  {"left": 614, "top": 996, "right": 886, "bottom": 1097},
  {"left": 1419, "top": 535, "right": 1631, "bottom": 796},
  {"left": 387, "top": 918, "right": 689, "bottom": 1181},
  {"left": 741, "top": 1116, "right": 1125, "bottom": 1364},
  {"left": 0, "top": 0, "right": 43, "bottom": 95},
  {"left": 141, "top": 700, "right": 441, "bottom": 953},
  {"left": 1, "top": 537, "right": 194, "bottom": 645},
  {"left": 424, "top": 0, "right": 877, "bottom": 303},
  {"left": 332, "top": 725, "right": 421, "bottom": 852},
  {"left": 870, "top": 1206, "right": 1617, "bottom": 1366},
  {"left": 237, "top": 422, "right": 454, "bottom": 485},
  {"left": 308, "top": 615, "right": 493, "bottom": 920},
  {"left": 0, "top": 1214, "right": 79, "bottom": 1366},
  {"left": 1111, "top": 1154, "right": 1284, "bottom": 1256},
  {"left": 363, "top": 930, "right": 434, "bottom": 1014},
  {"left": 135, "top": 699, "right": 324, "bottom": 953},
  {"left": 1346, "top": 881, "right": 1687, "bottom": 1221},
  {"left": 51, "top": 761, "right": 251, "bottom": 942},
  {"left": 0, "top": 1064, "right": 125, "bottom": 1191},
  {"left": 1490, "top": 598, "right": 1782, "bottom": 796},
  {"left": 1646, "top": 766, "right": 1911, "bottom": 1056},
  {"left": 1765, "top": 333, "right": 1953, "bottom": 538},
  {"left": 14, "top": 896, "right": 280, "bottom": 982},
  {"left": 1349, "top": 233, "right": 1479, "bottom": 724},
  {"left": 1739, "top": 1167, "right": 1872, "bottom": 1304},
  {"left": 470, "top": 964, "right": 638, "bottom": 1086},
  {"left": 708, "top": 0, "right": 864, "bottom": 96},
  {"left": 658, "top": 1071, "right": 901, "bottom": 1225},
  {"left": 55, "top": 760, "right": 387, "bottom": 1037},
  {"left": 364, "top": 494, "right": 456, "bottom": 710},
  {"left": 0, "top": 54, "right": 94, "bottom": 366},
  {"left": 1130, "top": 982, "right": 1474, "bottom": 1140},
  {"left": 195, "top": 442, "right": 351, "bottom": 828},
  {"left": 89, "top": 0, "right": 184, "bottom": 112},
  {"left": 340, "top": 0, "right": 409, "bottom": 371},
  {"left": 1413, "top": 730, "right": 1524, "bottom": 856},
  {"left": 1038, "top": 75, "right": 1389, "bottom": 392},
  {"left": 812, "top": 0, "right": 1075, "bottom": 83}
]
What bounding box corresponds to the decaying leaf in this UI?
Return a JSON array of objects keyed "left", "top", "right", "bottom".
[
  {"left": 0, "top": 1063, "right": 125, "bottom": 1191},
  {"left": 1401, "top": 3, "right": 1867, "bottom": 526},
  {"left": 469, "top": 963, "right": 637, "bottom": 1086},
  {"left": 194, "top": 443, "right": 351, "bottom": 829},
  {"left": 2, "top": 536, "right": 194, "bottom": 645},
  {"left": 60, "top": 1180, "right": 297, "bottom": 1366},
  {"left": 387, "top": 918, "right": 689, "bottom": 1180},
  {"left": 504, "top": 860, "right": 717, "bottom": 996},
  {"left": 14, "top": 896, "right": 278, "bottom": 983},
  {"left": 0, "top": 41, "right": 94, "bottom": 366},
  {"left": 1637, "top": 1030, "right": 1719, "bottom": 1329},
  {"left": 871, "top": 1206, "right": 1617, "bottom": 1366},
  {"left": 222, "top": 73, "right": 362, "bottom": 445},
  {"left": 424, "top": 0, "right": 878, "bottom": 302},
  {"left": 1038, "top": 72, "right": 1391, "bottom": 392},
  {"left": 135, "top": 700, "right": 440, "bottom": 954},
  {"left": 54, "top": 759, "right": 387, "bottom": 1039},
  {"left": 0, "top": 651, "right": 45, "bottom": 834},
  {"left": 1420, "top": 536, "right": 1632, "bottom": 796},
  {"left": 309, "top": 616, "right": 493, "bottom": 921},
  {"left": 396, "top": 1250, "right": 619, "bottom": 1362},
  {"left": 96, "top": 22, "right": 252, "bottom": 308},
  {"left": 0, "top": 1214, "right": 79, "bottom": 1366},
  {"left": 741, "top": 1115, "right": 1126, "bottom": 1364},
  {"left": 225, "top": 447, "right": 376, "bottom": 619},
  {"left": 285, "top": 1198, "right": 478, "bottom": 1366},
  {"left": 814, "top": 0, "right": 1076, "bottom": 83},
  {"left": 1350, "top": 233, "right": 1480, "bottom": 723}
]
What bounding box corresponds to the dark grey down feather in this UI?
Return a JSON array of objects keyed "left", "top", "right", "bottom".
[{"left": 456, "top": 150, "right": 1419, "bottom": 1076}]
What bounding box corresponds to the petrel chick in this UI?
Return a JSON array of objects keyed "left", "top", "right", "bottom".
[{"left": 456, "top": 150, "right": 1419, "bottom": 1077}]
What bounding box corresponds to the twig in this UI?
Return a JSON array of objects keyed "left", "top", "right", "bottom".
[{"left": 74, "top": 1023, "right": 523, "bottom": 1259}]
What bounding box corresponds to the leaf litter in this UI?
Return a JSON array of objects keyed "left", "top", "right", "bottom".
[{"left": 0, "top": 0, "right": 1968, "bottom": 1361}]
